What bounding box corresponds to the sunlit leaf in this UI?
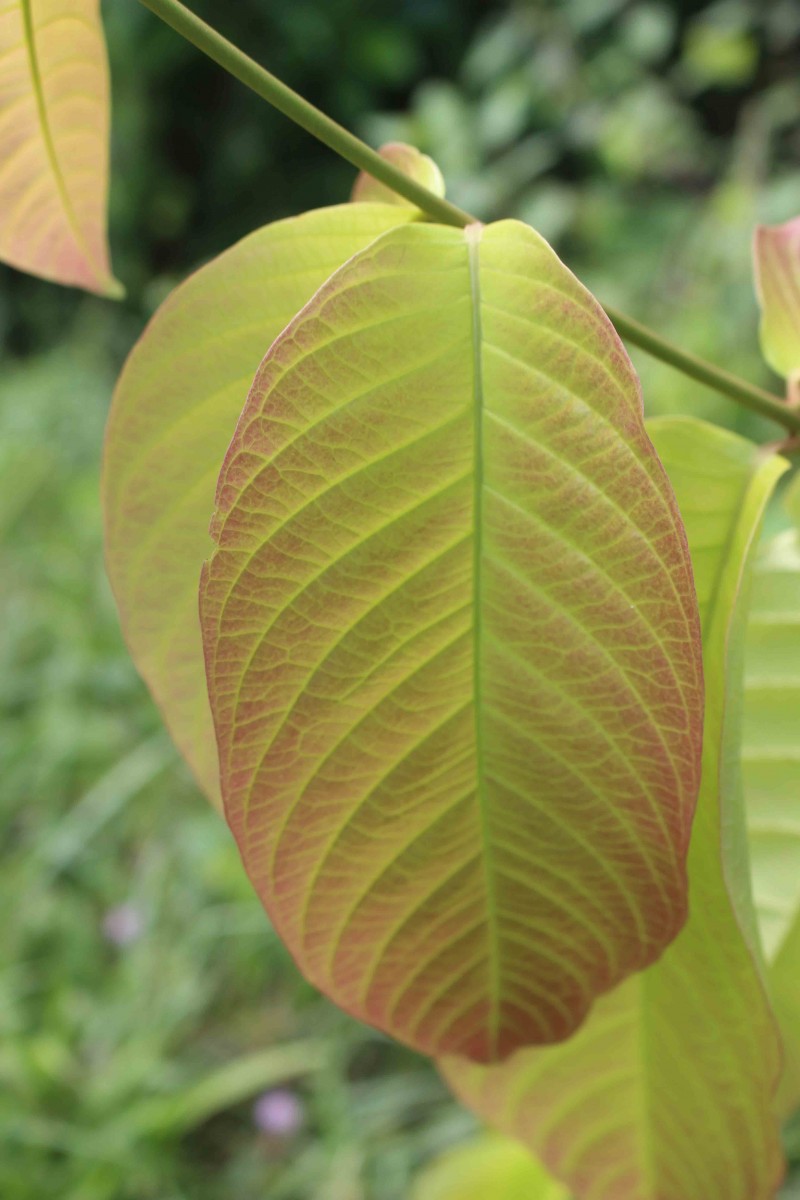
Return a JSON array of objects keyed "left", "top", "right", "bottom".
[
  {"left": 103, "top": 203, "right": 419, "bottom": 803},
  {"left": 351, "top": 141, "right": 445, "bottom": 207},
  {"left": 0, "top": 0, "right": 120, "bottom": 294},
  {"left": 753, "top": 216, "right": 800, "bottom": 386},
  {"left": 745, "top": 475, "right": 800, "bottom": 1115},
  {"left": 200, "top": 220, "right": 703, "bottom": 1061},
  {"left": 443, "top": 418, "right": 786, "bottom": 1196},
  {"left": 412, "top": 1134, "right": 569, "bottom": 1200}
]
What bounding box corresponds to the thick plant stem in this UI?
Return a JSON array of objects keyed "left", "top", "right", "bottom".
[{"left": 135, "top": 0, "right": 798, "bottom": 434}]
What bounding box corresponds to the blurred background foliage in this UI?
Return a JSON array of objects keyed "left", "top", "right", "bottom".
[{"left": 1, "top": 1, "right": 799, "bottom": 1197}]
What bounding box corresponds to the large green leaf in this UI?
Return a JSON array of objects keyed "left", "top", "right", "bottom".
[
  {"left": 200, "top": 220, "right": 703, "bottom": 1061},
  {"left": 0, "top": 0, "right": 119, "bottom": 294},
  {"left": 745, "top": 476, "right": 800, "bottom": 1115},
  {"left": 412, "top": 1135, "right": 569, "bottom": 1200},
  {"left": 103, "top": 202, "right": 419, "bottom": 803},
  {"left": 443, "top": 418, "right": 786, "bottom": 1196},
  {"left": 753, "top": 217, "right": 800, "bottom": 386}
]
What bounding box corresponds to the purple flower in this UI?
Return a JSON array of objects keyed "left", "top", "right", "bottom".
[
  {"left": 253, "top": 1089, "right": 304, "bottom": 1138},
  {"left": 102, "top": 903, "right": 143, "bottom": 947}
]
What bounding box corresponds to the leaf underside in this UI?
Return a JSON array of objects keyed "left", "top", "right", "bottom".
[
  {"left": 200, "top": 220, "right": 703, "bottom": 1062},
  {"left": 0, "top": 0, "right": 118, "bottom": 294},
  {"left": 443, "top": 418, "right": 785, "bottom": 1199},
  {"left": 103, "top": 203, "right": 419, "bottom": 803}
]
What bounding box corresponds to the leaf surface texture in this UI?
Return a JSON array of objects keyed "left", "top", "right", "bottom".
[
  {"left": 0, "top": 0, "right": 118, "bottom": 292},
  {"left": 103, "top": 203, "right": 416, "bottom": 802},
  {"left": 442, "top": 417, "right": 786, "bottom": 1196},
  {"left": 201, "top": 221, "right": 703, "bottom": 1060}
]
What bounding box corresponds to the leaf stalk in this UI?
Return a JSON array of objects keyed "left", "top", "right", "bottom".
[{"left": 135, "top": 0, "right": 799, "bottom": 435}]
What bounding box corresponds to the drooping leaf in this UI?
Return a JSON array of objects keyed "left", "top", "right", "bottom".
[
  {"left": 753, "top": 216, "right": 800, "bottom": 386},
  {"left": 0, "top": 0, "right": 120, "bottom": 294},
  {"left": 103, "top": 202, "right": 420, "bottom": 803},
  {"left": 412, "top": 1135, "right": 569, "bottom": 1200},
  {"left": 200, "top": 220, "right": 703, "bottom": 1062},
  {"left": 351, "top": 141, "right": 446, "bottom": 207},
  {"left": 745, "top": 476, "right": 800, "bottom": 1115},
  {"left": 443, "top": 418, "right": 786, "bottom": 1198}
]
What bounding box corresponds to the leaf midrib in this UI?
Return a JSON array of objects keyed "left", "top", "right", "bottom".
[
  {"left": 19, "top": 0, "right": 102, "bottom": 283},
  {"left": 466, "top": 222, "right": 501, "bottom": 1059}
]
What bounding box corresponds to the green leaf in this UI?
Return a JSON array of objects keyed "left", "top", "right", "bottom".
[
  {"left": 745, "top": 478, "right": 800, "bottom": 1115},
  {"left": 753, "top": 217, "right": 800, "bottom": 389},
  {"left": 784, "top": 472, "right": 800, "bottom": 532},
  {"left": 0, "top": 0, "right": 120, "bottom": 295},
  {"left": 200, "top": 220, "right": 703, "bottom": 1061},
  {"left": 351, "top": 141, "right": 446, "bottom": 207},
  {"left": 103, "top": 202, "right": 419, "bottom": 804},
  {"left": 442, "top": 418, "right": 786, "bottom": 1197},
  {"left": 412, "top": 1135, "right": 569, "bottom": 1200}
]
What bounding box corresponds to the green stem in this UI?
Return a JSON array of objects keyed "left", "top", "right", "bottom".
[
  {"left": 603, "top": 307, "right": 799, "bottom": 434},
  {"left": 135, "top": 0, "right": 472, "bottom": 229},
  {"left": 136, "top": 0, "right": 798, "bottom": 435}
]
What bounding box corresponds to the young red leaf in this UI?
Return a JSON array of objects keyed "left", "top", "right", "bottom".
[
  {"left": 104, "top": 203, "right": 421, "bottom": 803},
  {"left": 442, "top": 418, "right": 786, "bottom": 1198},
  {"left": 200, "top": 221, "right": 703, "bottom": 1062},
  {"left": 0, "top": 0, "right": 120, "bottom": 295}
]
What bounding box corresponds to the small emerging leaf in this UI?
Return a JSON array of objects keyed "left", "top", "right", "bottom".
[
  {"left": 201, "top": 221, "right": 703, "bottom": 1061},
  {"left": 412, "top": 1135, "right": 569, "bottom": 1200},
  {"left": 753, "top": 216, "right": 800, "bottom": 388},
  {"left": 443, "top": 418, "right": 786, "bottom": 1199},
  {"left": 0, "top": 0, "right": 119, "bottom": 294},
  {"left": 351, "top": 141, "right": 446, "bottom": 207},
  {"left": 104, "top": 203, "right": 420, "bottom": 802}
]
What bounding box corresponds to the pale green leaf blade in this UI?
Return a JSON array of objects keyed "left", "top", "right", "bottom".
[
  {"left": 745, "top": 489, "right": 800, "bottom": 1115},
  {"left": 200, "top": 221, "right": 702, "bottom": 1061},
  {"left": 443, "top": 417, "right": 786, "bottom": 1198},
  {"left": 412, "top": 1135, "right": 569, "bottom": 1200},
  {"left": 753, "top": 217, "right": 800, "bottom": 385},
  {"left": 103, "top": 203, "right": 418, "bottom": 803},
  {"left": 0, "top": 0, "right": 120, "bottom": 295},
  {"left": 351, "top": 141, "right": 446, "bottom": 207},
  {"left": 784, "top": 472, "right": 800, "bottom": 531}
]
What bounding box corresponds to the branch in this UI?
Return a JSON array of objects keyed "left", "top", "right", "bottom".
[{"left": 135, "top": 0, "right": 799, "bottom": 435}]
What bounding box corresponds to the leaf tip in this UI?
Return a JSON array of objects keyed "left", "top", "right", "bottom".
[{"left": 102, "top": 274, "right": 126, "bottom": 301}]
